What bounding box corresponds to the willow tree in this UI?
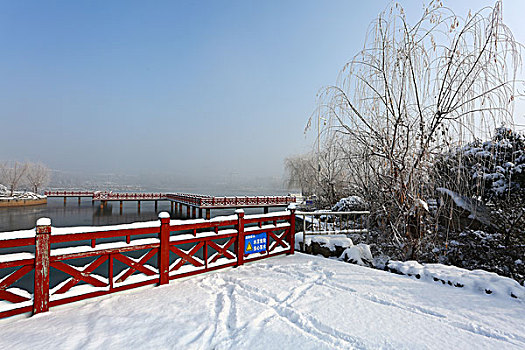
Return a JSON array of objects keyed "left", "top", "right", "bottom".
[
  {"left": 314, "top": 1, "right": 521, "bottom": 257},
  {"left": 285, "top": 134, "right": 349, "bottom": 206}
]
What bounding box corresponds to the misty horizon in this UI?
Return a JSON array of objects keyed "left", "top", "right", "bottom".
[{"left": 1, "top": 1, "right": 525, "bottom": 189}]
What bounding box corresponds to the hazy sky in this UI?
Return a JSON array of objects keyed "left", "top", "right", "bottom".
[{"left": 1, "top": 0, "right": 524, "bottom": 183}]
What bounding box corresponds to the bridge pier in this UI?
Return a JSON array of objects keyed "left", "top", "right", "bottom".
[
  {"left": 192, "top": 206, "right": 196, "bottom": 219},
  {"left": 78, "top": 197, "right": 81, "bottom": 206},
  {"left": 199, "top": 208, "right": 203, "bottom": 218},
  {"left": 63, "top": 197, "right": 67, "bottom": 206},
  {"left": 170, "top": 202, "right": 174, "bottom": 214},
  {"left": 120, "top": 201, "right": 123, "bottom": 215},
  {"left": 264, "top": 207, "right": 269, "bottom": 214},
  {"left": 137, "top": 201, "right": 141, "bottom": 213},
  {"left": 186, "top": 205, "right": 190, "bottom": 218},
  {"left": 206, "top": 209, "right": 210, "bottom": 220},
  {"left": 155, "top": 200, "right": 158, "bottom": 212}
]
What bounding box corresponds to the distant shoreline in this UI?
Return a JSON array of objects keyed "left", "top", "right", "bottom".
[{"left": 0, "top": 197, "right": 47, "bottom": 207}]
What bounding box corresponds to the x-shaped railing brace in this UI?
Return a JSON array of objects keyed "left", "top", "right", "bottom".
[
  {"left": 0, "top": 265, "right": 33, "bottom": 303},
  {"left": 170, "top": 242, "right": 204, "bottom": 271},
  {"left": 114, "top": 250, "right": 158, "bottom": 283},
  {"left": 207, "top": 238, "right": 236, "bottom": 264},
  {"left": 51, "top": 256, "right": 108, "bottom": 294},
  {"left": 268, "top": 230, "right": 289, "bottom": 252}
]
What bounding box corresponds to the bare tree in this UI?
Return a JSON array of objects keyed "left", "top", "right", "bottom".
[
  {"left": 285, "top": 153, "right": 317, "bottom": 196},
  {"left": 285, "top": 135, "right": 349, "bottom": 206},
  {"left": 312, "top": 1, "right": 521, "bottom": 257},
  {"left": 25, "top": 162, "right": 50, "bottom": 194},
  {"left": 0, "top": 161, "right": 29, "bottom": 196}
]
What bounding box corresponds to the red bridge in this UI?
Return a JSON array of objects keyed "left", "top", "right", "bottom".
[{"left": 44, "top": 191, "right": 296, "bottom": 219}]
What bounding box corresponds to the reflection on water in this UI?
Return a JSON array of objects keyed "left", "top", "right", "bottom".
[{"left": 0, "top": 198, "right": 275, "bottom": 232}]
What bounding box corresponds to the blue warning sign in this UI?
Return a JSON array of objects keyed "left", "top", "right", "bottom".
[{"left": 244, "top": 232, "right": 267, "bottom": 254}]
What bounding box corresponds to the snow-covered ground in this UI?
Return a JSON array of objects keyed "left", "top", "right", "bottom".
[{"left": 0, "top": 253, "right": 523, "bottom": 349}]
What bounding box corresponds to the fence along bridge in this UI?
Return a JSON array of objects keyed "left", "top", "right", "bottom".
[
  {"left": 0, "top": 206, "right": 297, "bottom": 320},
  {"left": 44, "top": 191, "right": 296, "bottom": 219}
]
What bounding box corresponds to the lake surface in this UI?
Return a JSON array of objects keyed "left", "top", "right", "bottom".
[{"left": 0, "top": 197, "right": 283, "bottom": 232}]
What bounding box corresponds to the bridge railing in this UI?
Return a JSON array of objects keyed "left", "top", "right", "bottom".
[
  {"left": 201, "top": 195, "right": 296, "bottom": 208},
  {"left": 295, "top": 210, "right": 370, "bottom": 252},
  {"left": 165, "top": 193, "right": 207, "bottom": 206},
  {"left": 0, "top": 206, "right": 296, "bottom": 320},
  {"left": 92, "top": 192, "right": 164, "bottom": 201},
  {"left": 44, "top": 191, "right": 94, "bottom": 197}
]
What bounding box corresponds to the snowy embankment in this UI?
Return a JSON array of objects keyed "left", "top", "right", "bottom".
[
  {"left": 0, "top": 185, "right": 45, "bottom": 200},
  {"left": 387, "top": 260, "right": 525, "bottom": 299},
  {"left": 1, "top": 254, "right": 524, "bottom": 349},
  {"left": 296, "top": 233, "right": 524, "bottom": 299}
]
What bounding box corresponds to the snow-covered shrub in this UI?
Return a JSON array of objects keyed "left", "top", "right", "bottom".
[
  {"left": 331, "top": 196, "right": 367, "bottom": 212},
  {"left": 436, "top": 127, "right": 525, "bottom": 201},
  {"left": 435, "top": 127, "right": 525, "bottom": 246},
  {"left": 340, "top": 244, "right": 374, "bottom": 267}
]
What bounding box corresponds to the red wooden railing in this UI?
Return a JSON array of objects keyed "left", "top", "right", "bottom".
[
  {"left": 92, "top": 192, "right": 164, "bottom": 201},
  {"left": 0, "top": 207, "right": 296, "bottom": 319},
  {"left": 43, "top": 191, "right": 296, "bottom": 208},
  {"left": 44, "top": 190, "right": 95, "bottom": 197}
]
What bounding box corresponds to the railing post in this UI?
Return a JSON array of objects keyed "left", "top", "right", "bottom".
[
  {"left": 158, "top": 212, "right": 170, "bottom": 285},
  {"left": 287, "top": 204, "right": 297, "bottom": 255},
  {"left": 235, "top": 209, "right": 245, "bottom": 266},
  {"left": 34, "top": 218, "right": 51, "bottom": 315}
]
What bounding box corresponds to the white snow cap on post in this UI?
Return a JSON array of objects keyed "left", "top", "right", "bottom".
[
  {"left": 287, "top": 203, "right": 297, "bottom": 210},
  {"left": 158, "top": 212, "right": 170, "bottom": 219},
  {"left": 36, "top": 218, "right": 51, "bottom": 226},
  {"left": 235, "top": 209, "right": 244, "bottom": 214}
]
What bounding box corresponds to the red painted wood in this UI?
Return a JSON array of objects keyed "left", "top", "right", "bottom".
[
  {"left": 0, "top": 237, "right": 35, "bottom": 249},
  {"left": 51, "top": 243, "right": 159, "bottom": 261},
  {"left": 204, "top": 241, "right": 208, "bottom": 269},
  {"left": 0, "top": 265, "right": 33, "bottom": 293},
  {"left": 51, "top": 227, "right": 159, "bottom": 243},
  {"left": 114, "top": 250, "right": 158, "bottom": 282},
  {"left": 244, "top": 214, "right": 290, "bottom": 224},
  {"left": 33, "top": 224, "right": 51, "bottom": 315},
  {"left": 0, "top": 305, "right": 32, "bottom": 319},
  {"left": 289, "top": 210, "right": 296, "bottom": 255},
  {"left": 158, "top": 216, "right": 170, "bottom": 285},
  {"left": 268, "top": 231, "right": 288, "bottom": 252},
  {"left": 51, "top": 259, "right": 108, "bottom": 290},
  {"left": 169, "top": 243, "right": 205, "bottom": 271},
  {"left": 208, "top": 238, "right": 236, "bottom": 263},
  {"left": 0, "top": 259, "right": 35, "bottom": 269},
  {"left": 169, "top": 220, "right": 237, "bottom": 232},
  {"left": 169, "top": 232, "right": 236, "bottom": 245},
  {"left": 53, "top": 256, "right": 109, "bottom": 294},
  {"left": 243, "top": 225, "right": 290, "bottom": 236},
  {"left": 108, "top": 254, "right": 114, "bottom": 290},
  {"left": 236, "top": 211, "right": 245, "bottom": 266},
  {"left": 0, "top": 290, "right": 30, "bottom": 303}
]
